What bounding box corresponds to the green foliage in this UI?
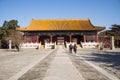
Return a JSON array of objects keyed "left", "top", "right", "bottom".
[
  {"left": 0, "top": 29, "right": 5, "bottom": 38},
  {"left": 9, "top": 30, "right": 23, "bottom": 51},
  {"left": 99, "top": 24, "right": 120, "bottom": 40},
  {"left": 8, "top": 20, "right": 19, "bottom": 29},
  {"left": 99, "top": 24, "right": 120, "bottom": 48},
  {"left": 2, "top": 20, "right": 8, "bottom": 29},
  {"left": 0, "top": 39, "right": 8, "bottom": 49},
  {"left": 1, "top": 20, "right": 20, "bottom": 30},
  {"left": 108, "top": 24, "right": 120, "bottom": 40},
  {"left": 0, "top": 20, "right": 22, "bottom": 50}
]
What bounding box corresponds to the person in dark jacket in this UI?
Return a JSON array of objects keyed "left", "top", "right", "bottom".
[
  {"left": 69, "top": 44, "right": 73, "bottom": 53},
  {"left": 73, "top": 44, "right": 77, "bottom": 53}
]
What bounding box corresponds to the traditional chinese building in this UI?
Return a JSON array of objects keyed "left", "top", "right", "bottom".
[{"left": 17, "top": 19, "right": 105, "bottom": 46}]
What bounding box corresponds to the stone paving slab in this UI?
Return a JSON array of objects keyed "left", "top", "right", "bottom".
[
  {"left": 78, "top": 54, "right": 119, "bottom": 80},
  {"left": 75, "top": 50, "right": 120, "bottom": 80},
  {"left": 18, "top": 49, "right": 57, "bottom": 80},
  {"left": 1, "top": 47, "right": 119, "bottom": 80},
  {"left": 43, "top": 46, "right": 85, "bottom": 80},
  {"left": 0, "top": 49, "right": 54, "bottom": 80},
  {"left": 0, "top": 49, "right": 19, "bottom": 57}
]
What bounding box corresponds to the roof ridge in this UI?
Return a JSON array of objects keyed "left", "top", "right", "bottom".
[{"left": 31, "top": 18, "right": 90, "bottom": 21}]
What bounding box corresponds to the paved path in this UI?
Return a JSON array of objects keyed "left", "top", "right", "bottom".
[{"left": 43, "top": 46, "right": 85, "bottom": 80}]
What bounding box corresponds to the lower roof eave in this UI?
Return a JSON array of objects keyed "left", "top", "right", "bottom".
[{"left": 18, "top": 29, "right": 103, "bottom": 32}]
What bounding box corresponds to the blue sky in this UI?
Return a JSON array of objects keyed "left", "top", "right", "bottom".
[{"left": 0, "top": 0, "right": 120, "bottom": 29}]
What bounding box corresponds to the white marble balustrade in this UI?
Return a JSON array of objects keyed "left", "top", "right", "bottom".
[
  {"left": 20, "top": 42, "right": 41, "bottom": 49},
  {"left": 45, "top": 42, "right": 56, "bottom": 49},
  {"left": 81, "top": 42, "right": 99, "bottom": 48}
]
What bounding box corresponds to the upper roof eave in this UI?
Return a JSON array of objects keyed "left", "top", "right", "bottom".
[{"left": 17, "top": 19, "right": 105, "bottom": 31}]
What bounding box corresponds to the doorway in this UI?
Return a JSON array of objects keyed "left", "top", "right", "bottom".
[{"left": 57, "top": 36, "right": 64, "bottom": 45}]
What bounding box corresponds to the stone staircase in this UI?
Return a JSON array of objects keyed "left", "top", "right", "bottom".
[
  {"left": 40, "top": 45, "right": 44, "bottom": 50},
  {"left": 77, "top": 45, "right": 82, "bottom": 49}
]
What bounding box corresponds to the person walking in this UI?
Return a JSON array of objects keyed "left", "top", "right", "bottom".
[
  {"left": 69, "top": 44, "right": 73, "bottom": 53},
  {"left": 73, "top": 44, "right": 77, "bottom": 54}
]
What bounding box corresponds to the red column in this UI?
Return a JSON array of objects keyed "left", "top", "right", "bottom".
[
  {"left": 69, "top": 35, "right": 72, "bottom": 42},
  {"left": 50, "top": 35, "right": 52, "bottom": 43},
  {"left": 92, "top": 35, "right": 95, "bottom": 42},
  {"left": 24, "top": 36, "right": 26, "bottom": 43},
  {"left": 36, "top": 35, "right": 39, "bottom": 43},
  {"left": 96, "top": 35, "right": 98, "bottom": 42},
  {"left": 83, "top": 35, "right": 86, "bottom": 42}
]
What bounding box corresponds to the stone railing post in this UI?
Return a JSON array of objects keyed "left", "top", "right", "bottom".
[
  {"left": 9, "top": 40, "right": 12, "bottom": 50},
  {"left": 110, "top": 36, "right": 115, "bottom": 50}
]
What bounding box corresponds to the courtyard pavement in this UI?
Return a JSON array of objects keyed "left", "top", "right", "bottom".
[
  {"left": 0, "top": 49, "right": 55, "bottom": 80},
  {"left": 76, "top": 49, "right": 120, "bottom": 80},
  {"left": 0, "top": 47, "right": 120, "bottom": 80}
]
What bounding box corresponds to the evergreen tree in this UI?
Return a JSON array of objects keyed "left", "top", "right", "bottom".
[
  {"left": 99, "top": 24, "right": 120, "bottom": 48},
  {"left": 0, "top": 20, "right": 23, "bottom": 50},
  {"left": 109, "top": 24, "right": 120, "bottom": 40}
]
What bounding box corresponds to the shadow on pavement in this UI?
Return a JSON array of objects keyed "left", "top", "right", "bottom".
[{"left": 84, "top": 52, "right": 120, "bottom": 70}]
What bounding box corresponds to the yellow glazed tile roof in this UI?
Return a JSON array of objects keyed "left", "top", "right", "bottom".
[{"left": 17, "top": 19, "right": 105, "bottom": 31}]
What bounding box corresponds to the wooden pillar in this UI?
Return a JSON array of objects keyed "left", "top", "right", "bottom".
[
  {"left": 92, "top": 35, "right": 95, "bottom": 42},
  {"left": 69, "top": 35, "right": 72, "bottom": 42},
  {"left": 50, "top": 35, "right": 52, "bottom": 43},
  {"left": 96, "top": 35, "right": 98, "bottom": 42},
  {"left": 36, "top": 35, "right": 39, "bottom": 43},
  {"left": 24, "top": 36, "right": 26, "bottom": 43},
  {"left": 83, "top": 35, "right": 86, "bottom": 42}
]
